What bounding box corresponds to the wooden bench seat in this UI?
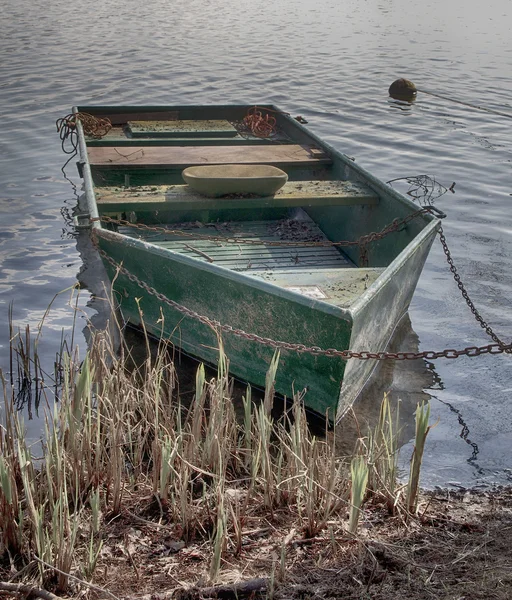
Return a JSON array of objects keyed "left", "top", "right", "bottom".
[
  {"left": 96, "top": 180, "right": 379, "bottom": 212},
  {"left": 87, "top": 144, "right": 332, "bottom": 168}
]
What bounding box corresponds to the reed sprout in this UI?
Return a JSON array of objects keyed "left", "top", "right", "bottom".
[
  {"left": 406, "top": 401, "right": 432, "bottom": 513},
  {"left": 348, "top": 456, "right": 369, "bottom": 534},
  {"left": 365, "top": 392, "right": 401, "bottom": 513}
]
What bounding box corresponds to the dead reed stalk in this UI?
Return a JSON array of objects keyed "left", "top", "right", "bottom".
[{"left": 0, "top": 320, "right": 433, "bottom": 591}]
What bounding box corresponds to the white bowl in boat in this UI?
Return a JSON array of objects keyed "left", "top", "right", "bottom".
[{"left": 182, "top": 164, "right": 288, "bottom": 197}]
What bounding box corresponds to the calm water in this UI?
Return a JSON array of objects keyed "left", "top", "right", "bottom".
[{"left": 1, "top": 0, "right": 511, "bottom": 487}]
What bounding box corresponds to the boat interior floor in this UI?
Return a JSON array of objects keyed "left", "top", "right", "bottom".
[{"left": 118, "top": 210, "right": 384, "bottom": 307}]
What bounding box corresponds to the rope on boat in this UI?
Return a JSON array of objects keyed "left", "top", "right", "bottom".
[
  {"left": 56, "top": 112, "right": 112, "bottom": 155},
  {"left": 241, "top": 106, "right": 279, "bottom": 138},
  {"left": 56, "top": 112, "right": 112, "bottom": 203}
]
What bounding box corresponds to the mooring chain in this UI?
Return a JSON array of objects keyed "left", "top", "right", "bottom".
[
  {"left": 92, "top": 232, "right": 511, "bottom": 360},
  {"left": 438, "top": 227, "right": 507, "bottom": 348}
]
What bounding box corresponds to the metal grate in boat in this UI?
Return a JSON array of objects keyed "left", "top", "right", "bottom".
[{"left": 118, "top": 216, "right": 355, "bottom": 272}]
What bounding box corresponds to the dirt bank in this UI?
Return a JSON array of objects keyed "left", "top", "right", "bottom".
[{"left": 73, "top": 488, "right": 512, "bottom": 600}]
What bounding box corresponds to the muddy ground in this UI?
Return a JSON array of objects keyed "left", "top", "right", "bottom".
[{"left": 77, "top": 488, "right": 512, "bottom": 600}]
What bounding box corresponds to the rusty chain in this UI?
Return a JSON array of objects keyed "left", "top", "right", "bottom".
[
  {"left": 92, "top": 229, "right": 512, "bottom": 360},
  {"left": 97, "top": 208, "right": 431, "bottom": 248},
  {"left": 438, "top": 226, "right": 507, "bottom": 348},
  {"left": 96, "top": 207, "right": 435, "bottom": 267},
  {"left": 57, "top": 106, "right": 509, "bottom": 360}
]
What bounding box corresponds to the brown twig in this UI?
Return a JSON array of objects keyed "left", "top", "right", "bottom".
[
  {"left": 175, "top": 578, "right": 268, "bottom": 600},
  {"left": 32, "top": 557, "right": 121, "bottom": 600},
  {"left": 124, "top": 533, "right": 140, "bottom": 581},
  {"left": 0, "top": 583, "right": 62, "bottom": 600},
  {"left": 184, "top": 244, "right": 214, "bottom": 263},
  {"left": 113, "top": 148, "right": 145, "bottom": 159}
]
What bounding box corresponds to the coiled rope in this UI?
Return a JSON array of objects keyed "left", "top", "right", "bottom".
[
  {"left": 56, "top": 112, "right": 112, "bottom": 199},
  {"left": 242, "top": 106, "right": 278, "bottom": 138},
  {"left": 56, "top": 112, "right": 112, "bottom": 155}
]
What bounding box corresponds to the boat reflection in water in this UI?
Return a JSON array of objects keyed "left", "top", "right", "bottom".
[{"left": 331, "top": 312, "right": 434, "bottom": 455}]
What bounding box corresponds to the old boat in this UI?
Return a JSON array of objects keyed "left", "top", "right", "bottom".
[{"left": 74, "top": 104, "right": 441, "bottom": 422}]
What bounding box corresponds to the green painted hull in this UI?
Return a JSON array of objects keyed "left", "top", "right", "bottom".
[
  {"left": 75, "top": 103, "right": 441, "bottom": 421},
  {"left": 98, "top": 230, "right": 351, "bottom": 419}
]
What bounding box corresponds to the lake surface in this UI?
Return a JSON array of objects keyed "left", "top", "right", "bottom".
[{"left": 1, "top": 0, "right": 511, "bottom": 487}]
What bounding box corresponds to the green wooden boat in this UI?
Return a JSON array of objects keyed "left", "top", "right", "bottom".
[{"left": 74, "top": 104, "right": 442, "bottom": 422}]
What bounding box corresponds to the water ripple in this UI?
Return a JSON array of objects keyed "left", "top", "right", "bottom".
[{"left": 0, "top": 0, "right": 511, "bottom": 483}]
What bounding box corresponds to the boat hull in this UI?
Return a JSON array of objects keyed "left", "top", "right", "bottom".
[
  {"left": 98, "top": 229, "right": 353, "bottom": 419},
  {"left": 337, "top": 222, "right": 438, "bottom": 420}
]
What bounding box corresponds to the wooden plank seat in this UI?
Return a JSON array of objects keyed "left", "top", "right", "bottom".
[
  {"left": 86, "top": 126, "right": 292, "bottom": 146},
  {"left": 127, "top": 119, "right": 239, "bottom": 138},
  {"left": 96, "top": 180, "right": 379, "bottom": 212},
  {"left": 87, "top": 144, "right": 332, "bottom": 168}
]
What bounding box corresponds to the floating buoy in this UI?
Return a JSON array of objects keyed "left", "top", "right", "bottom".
[
  {"left": 388, "top": 78, "right": 417, "bottom": 100},
  {"left": 388, "top": 78, "right": 512, "bottom": 119}
]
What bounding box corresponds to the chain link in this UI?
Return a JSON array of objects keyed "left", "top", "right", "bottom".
[
  {"left": 96, "top": 208, "right": 433, "bottom": 267},
  {"left": 438, "top": 226, "right": 507, "bottom": 348},
  {"left": 92, "top": 230, "right": 512, "bottom": 360},
  {"left": 97, "top": 210, "right": 429, "bottom": 248}
]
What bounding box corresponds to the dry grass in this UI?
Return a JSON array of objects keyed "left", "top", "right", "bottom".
[{"left": 0, "top": 320, "right": 437, "bottom": 596}]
